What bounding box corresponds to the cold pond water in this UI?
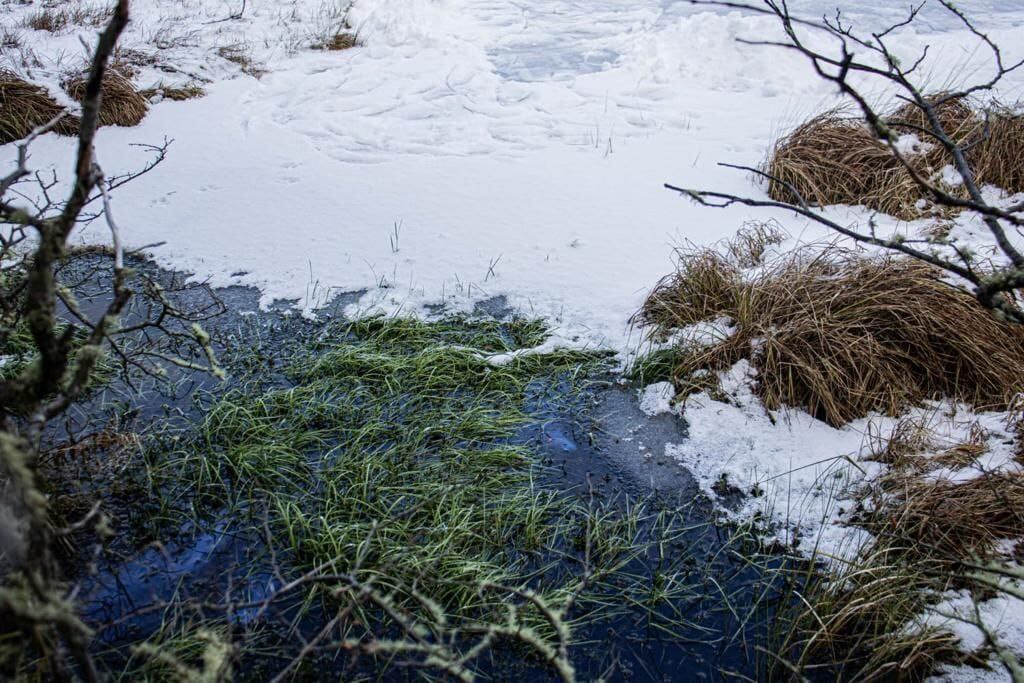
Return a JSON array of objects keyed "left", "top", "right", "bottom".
[{"left": 52, "top": 257, "right": 802, "bottom": 681}]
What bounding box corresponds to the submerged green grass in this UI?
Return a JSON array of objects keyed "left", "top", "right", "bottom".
[{"left": 152, "top": 316, "right": 705, "bottom": 677}]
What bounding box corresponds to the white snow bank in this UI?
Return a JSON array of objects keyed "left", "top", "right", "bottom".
[
  {"left": 664, "top": 360, "right": 885, "bottom": 561},
  {"left": 664, "top": 354, "right": 1024, "bottom": 564}
]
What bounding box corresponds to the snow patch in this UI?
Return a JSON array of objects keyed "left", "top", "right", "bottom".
[{"left": 638, "top": 381, "right": 677, "bottom": 417}]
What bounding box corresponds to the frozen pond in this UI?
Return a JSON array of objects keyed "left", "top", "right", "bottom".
[{"left": 489, "top": 0, "right": 1024, "bottom": 82}]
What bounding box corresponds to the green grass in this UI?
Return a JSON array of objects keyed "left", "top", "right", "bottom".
[
  {"left": 152, "top": 315, "right": 707, "bottom": 677},
  {"left": 0, "top": 316, "right": 114, "bottom": 394}
]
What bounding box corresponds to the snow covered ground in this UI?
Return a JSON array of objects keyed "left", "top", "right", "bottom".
[
  {"left": 3, "top": 0, "right": 1024, "bottom": 349},
  {"left": 5, "top": 0, "right": 1024, "bottom": 677}
]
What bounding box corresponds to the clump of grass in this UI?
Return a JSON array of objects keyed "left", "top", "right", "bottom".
[
  {"left": 766, "top": 111, "right": 926, "bottom": 219},
  {"left": 888, "top": 92, "right": 979, "bottom": 140},
  {"left": 771, "top": 412, "right": 1024, "bottom": 680},
  {"left": 1, "top": 27, "right": 23, "bottom": 50},
  {"left": 310, "top": 1, "right": 359, "bottom": 51},
  {"left": 858, "top": 413, "right": 1024, "bottom": 568},
  {"left": 110, "top": 47, "right": 159, "bottom": 76},
  {"left": 216, "top": 44, "right": 264, "bottom": 79},
  {"left": 973, "top": 103, "right": 1024, "bottom": 194},
  {"left": 116, "top": 617, "right": 234, "bottom": 683},
  {"left": 773, "top": 542, "right": 972, "bottom": 681},
  {"left": 23, "top": 8, "right": 71, "bottom": 33},
  {"left": 0, "top": 69, "right": 78, "bottom": 143},
  {"left": 64, "top": 70, "right": 148, "bottom": 128},
  {"left": 138, "top": 83, "right": 205, "bottom": 102},
  {"left": 636, "top": 233, "right": 1024, "bottom": 425},
  {"left": 314, "top": 31, "right": 359, "bottom": 51},
  {"left": 724, "top": 219, "right": 787, "bottom": 268},
  {"left": 23, "top": 4, "right": 113, "bottom": 33},
  {"left": 766, "top": 96, "right": 1024, "bottom": 218},
  {"left": 868, "top": 472, "right": 1024, "bottom": 564}
]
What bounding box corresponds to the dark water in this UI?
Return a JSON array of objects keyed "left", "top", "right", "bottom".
[{"left": 50, "top": 257, "right": 797, "bottom": 681}]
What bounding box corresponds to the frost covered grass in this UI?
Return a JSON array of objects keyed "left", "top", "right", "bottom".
[{"left": 766, "top": 96, "right": 1024, "bottom": 220}]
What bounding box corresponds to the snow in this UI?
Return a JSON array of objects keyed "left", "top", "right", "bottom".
[
  {"left": 923, "top": 582, "right": 1024, "bottom": 683},
  {"left": 638, "top": 381, "right": 676, "bottom": 417},
  {"left": 3, "top": 0, "right": 1024, "bottom": 351},
  {"left": 664, "top": 360, "right": 886, "bottom": 561}
]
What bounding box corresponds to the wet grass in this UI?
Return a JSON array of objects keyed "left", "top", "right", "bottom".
[{"left": 124, "top": 315, "right": 794, "bottom": 679}]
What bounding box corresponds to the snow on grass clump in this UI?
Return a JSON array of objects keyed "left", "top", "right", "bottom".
[{"left": 662, "top": 359, "right": 882, "bottom": 559}]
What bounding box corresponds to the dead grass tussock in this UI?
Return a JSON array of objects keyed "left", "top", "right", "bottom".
[
  {"left": 775, "top": 422, "right": 1022, "bottom": 679},
  {"left": 724, "top": 219, "right": 786, "bottom": 268},
  {"left": 861, "top": 413, "right": 1024, "bottom": 566},
  {"left": 888, "top": 92, "right": 979, "bottom": 140},
  {"left": 108, "top": 47, "right": 156, "bottom": 80},
  {"left": 778, "top": 541, "right": 976, "bottom": 681},
  {"left": 217, "top": 44, "right": 265, "bottom": 79},
  {"left": 974, "top": 104, "right": 1024, "bottom": 194},
  {"left": 638, "top": 234, "right": 1024, "bottom": 426},
  {"left": 64, "top": 70, "right": 148, "bottom": 128},
  {"left": 868, "top": 471, "right": 1024, "bottom": 564},
  {"left": 23, "top": 8, "right": 70, "bottom": 33},
  {"left": 315, "top": 32, "right": 359, "bottom": 51},
  {"left": 139, "top": 83, "right": 206, "bottom": 102},
  {"left": 866, "top": 414, "right": 989, "bottom": 473},
  {"left": 767, "top": 111, "right": 927, "bottom": 219},
  {"left": 0, "top": 70, "right": 78, "bottom": 144},
  {"left": 775, "top": 410, "right": 1024, "bottom": 680},
  {"left": 767, "top": 95, "right": 1024, "bottom": 218},
  {"left": 1, "top": 27, "right": 23, "bottom": 51},
  {"left": 23, "top": 5, "right": 113, "bottom": 33}
]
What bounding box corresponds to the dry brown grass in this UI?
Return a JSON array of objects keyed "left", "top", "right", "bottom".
[
  {"left": 64, "top": 70, "right": 148, "bottom": 128},
  {"left": 316, "top": 32, "right": 359, "bottom": 51},
  {"left": 138, "top": 83, "right": 206, "bottom": 102},
  {"left": 637, "top": 236, "right": 1024, "bottom": 426},
  {"left": 23, "top": 5, "right": 112, "bottom": 33},
  {"left": 888, "top": 92, "right": 979, "bottom": 140},
  {"left": 766, "top": 111, "right": 927, "bottom": 219},
  {"left": 860, "top": 413, "right": 1024, "bottom": 566},
  {"left": 217, "top": 44, "right": 265, "bottom": 79},
  {"left": 973, "top": 105, "right": 1024, "bottom": 193},
  {"left": 23, "top": 7, "right": 71, "bottom": 33},
  {"left": 775, "top": 413, "right": 1024, "bottom": 681},
  {"left": 869, "top": 471, "right": 1024, "bottom": 563},
  {"left": 724, "top": 219, "right": 786, "bottom": 268},
  {"left": 777, "top": 547, "right": 971, "bottom": 682},
  {"left": 0, "top": 70, "right": 78, "bottom": 144},
  {"left": 766, "top": 96, "right": 1024, "bottom": 219},
  {"left": 1, "top": 27, "right": 23, "bottom": 51}
]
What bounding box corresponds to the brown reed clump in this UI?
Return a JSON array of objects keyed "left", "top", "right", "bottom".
[
  {"left": 0, "top": 70, "right": 78, "bottom": 143},
  {"left": 637, "top": 235, "right": 1024, "bottom": 426},
  {"left": 64, "top": 70, "right": 148, "bottom": 128}
]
